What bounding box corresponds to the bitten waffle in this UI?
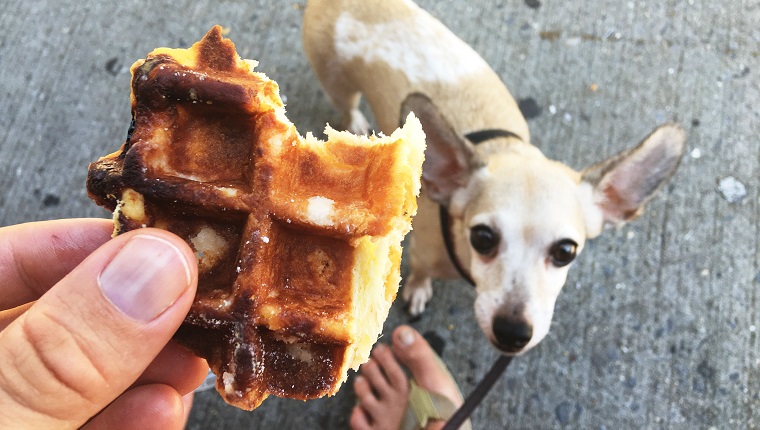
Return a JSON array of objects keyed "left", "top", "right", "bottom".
[{"left": 86, "top": 26, "right": 425, "bottom": 410}]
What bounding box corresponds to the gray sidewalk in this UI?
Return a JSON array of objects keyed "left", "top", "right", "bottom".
[{"left": 1, "top": 0, "right": 758, "bottom": 428}]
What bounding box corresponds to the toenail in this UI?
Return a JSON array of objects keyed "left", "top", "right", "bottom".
[{"left": 397, "top": 326, "right": 416, "bottom": 347}]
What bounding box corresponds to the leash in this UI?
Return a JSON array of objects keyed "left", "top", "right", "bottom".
[
  {"left": 438, "top": 128, "right": 520, "bottom": 429},
  {"left": 442, "top": 355, "right": 513, "bottom": 430}
]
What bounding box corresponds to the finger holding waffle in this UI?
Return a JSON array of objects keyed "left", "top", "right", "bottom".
[{"left": 87, "top": 26, "right": 425, "bottom": 410}]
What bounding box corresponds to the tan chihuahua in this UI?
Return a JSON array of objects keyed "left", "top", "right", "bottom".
[{"left": 303, "top": 0, "right": 685, "bottom": 355}]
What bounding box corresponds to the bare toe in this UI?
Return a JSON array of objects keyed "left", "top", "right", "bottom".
[
  {"left": 391, "top": 325, "right": 463, "bottom": 406},
  {"left": 360, "top": 358, "right": 392, "bottom": 399},
  {"left": 353, "top": 375, "right": 381, "bottom": 416},
  {"left": 371, "top": 344, "right": 408, "bottom": 392},
  {"left": 350, "top": 345, "right": 410, "bottom": 430},
  {"left": 350, "top": 403, "right": 372, "bottom": 430},
  {"left": 350, "top": 327, "right": 463, "bottom": 430}
]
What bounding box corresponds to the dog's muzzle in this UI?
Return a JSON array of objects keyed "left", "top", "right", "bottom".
[{"left": 492, "top": 316, "right": 533, "bottom": 353}]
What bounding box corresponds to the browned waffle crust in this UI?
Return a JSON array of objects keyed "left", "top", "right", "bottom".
[{"left": 86, "top": 26, "right": 425, "bottom": 410}]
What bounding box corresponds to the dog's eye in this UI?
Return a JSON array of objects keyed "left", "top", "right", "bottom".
[
  {"left": 470, "top": 225, "right": 499, "bottom": 256},
  {"left": 549, "top": 239, "right": 578, "bottom": 267}
]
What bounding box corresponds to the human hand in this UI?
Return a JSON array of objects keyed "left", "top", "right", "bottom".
[{"left": 0, "top": 218, "right": 208, "bottom": 429}]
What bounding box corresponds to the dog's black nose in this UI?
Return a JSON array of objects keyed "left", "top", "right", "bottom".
[{"left": 492, "top": 317, "right": 533, "bottom": 352}]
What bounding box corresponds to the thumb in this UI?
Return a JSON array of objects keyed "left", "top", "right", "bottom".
[{"left": 0, "top": 229, "right": 198, "bottom": 429}]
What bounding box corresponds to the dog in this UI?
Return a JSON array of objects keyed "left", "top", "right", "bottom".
[{"left": 302, "top": 0, "right": 685, "bottom": 355}]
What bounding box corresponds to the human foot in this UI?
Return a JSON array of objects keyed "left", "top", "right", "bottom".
[{"left": 349, "top": 325, "right": 464, "bottom": 430}]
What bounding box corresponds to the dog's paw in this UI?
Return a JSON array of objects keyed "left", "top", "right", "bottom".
[{"left": 402, "top": 277, "right": 433, "bottom": 316}]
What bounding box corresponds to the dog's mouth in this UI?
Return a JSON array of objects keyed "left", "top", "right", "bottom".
[{"left": 492, "top": 341, "right": 528, "bottom": 355}]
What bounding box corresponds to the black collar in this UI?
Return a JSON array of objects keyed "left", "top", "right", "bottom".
[
  {"left": 439, "top": 205, "right": 476, "bottom": 286},
  {"left": 438, "top": 129, "right": 521, "bottom": 287},
  {"left": 464, "top": 128, "right": 522, "bottom": 145}
]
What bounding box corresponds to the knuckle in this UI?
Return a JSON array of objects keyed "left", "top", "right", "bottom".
[{"left": 14, "top": 308, "right": 108, "bottom": 413}]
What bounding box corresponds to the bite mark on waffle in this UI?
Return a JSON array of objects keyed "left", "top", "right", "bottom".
[{"left": 86, "top": 26, "right": 425, "bottom": 410}]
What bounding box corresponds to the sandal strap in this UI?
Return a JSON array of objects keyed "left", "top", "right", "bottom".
[{"left": 400, "top": 379, "right": 472, "bottom": 430}]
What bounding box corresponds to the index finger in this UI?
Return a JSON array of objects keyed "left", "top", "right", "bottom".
[{"left": 0, "top": 218, "right": 113, "bottom": 309}]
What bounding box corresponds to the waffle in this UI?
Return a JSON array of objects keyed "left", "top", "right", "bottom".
[{"left": 86, "top": 26, "right": 425, "bottom": 410}]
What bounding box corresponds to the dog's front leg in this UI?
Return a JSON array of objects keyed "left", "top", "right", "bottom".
[
  {"left": 308, "top": 65, "right": 370, "bottom": 135},
  {"left": 402, "top": 225, "right": 455, "bottom": 316},
  {"left": 402, "top": 269, "right": 433, "bottom": 316}
]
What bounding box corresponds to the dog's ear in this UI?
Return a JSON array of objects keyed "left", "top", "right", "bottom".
[
  {"left": 401, "top": 93, "right": 482, "bottom": 205},
  {"left": 581, "top": 124, "right": 685, "bottom": 235}
]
